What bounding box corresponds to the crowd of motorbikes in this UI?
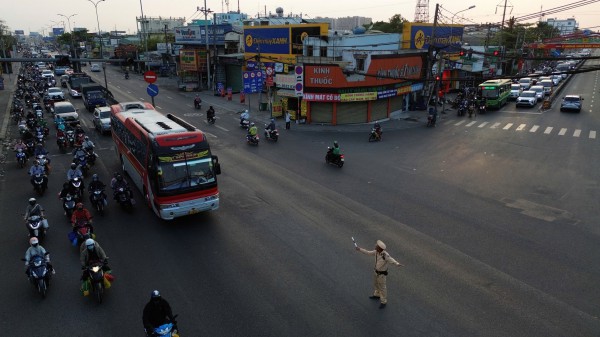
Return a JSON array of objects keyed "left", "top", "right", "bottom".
[{"left": 236, "top": 109, "right": 279, "bottom": 145}]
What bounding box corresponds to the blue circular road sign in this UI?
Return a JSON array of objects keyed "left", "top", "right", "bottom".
[{"left": 147, "top": 83, "right": 159, "bottom": 97}]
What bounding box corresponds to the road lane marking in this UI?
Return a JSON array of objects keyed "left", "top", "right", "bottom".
[
  {"left": 167, "top": 96, "right": 173, "bottom": 99},
  {"left": 478, "top": 122, "right": 489, "bottom": 128},
  {"left": 544, "top": 127, "right": 553, "bottom": 134},
  {"left": 503, "top": 123, "right": 513, "bottom": 130},
  {"left": 454, "top": 120, "right": 466, "bottom": 126},
  {"left": 573, "top": 129, "right": 581, "bottom": 137},
  {"left": 215, "top": 125, "right": 229, "bottom": 132},
  {"left": 466, "top": 121, "right": 477, "bottom": 127},
  {"left": 558, "top": 128, "right": 567, "bottom": 136},
  {"left": 529, "top": 125, "right": 539, "bottom": 133},
  {"left": 156, "top": 105, "right": 163, "bottom": 110},
  {"left": 590, "top": 131, "right": 597, "bottom": 139},
  {"left": 490, "top": 122, "right": 501, "bottom": 129},
  {"left": 516, "top": 124, "right": 526, "bottom": 131}
]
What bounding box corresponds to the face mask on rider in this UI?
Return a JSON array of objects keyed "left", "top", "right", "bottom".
[{"left": 87, "top": 244, "right": 94, "bottom": 251}]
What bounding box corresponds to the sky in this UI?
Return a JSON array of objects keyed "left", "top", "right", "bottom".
[{"left": 2, "top": 0, "right": 600, "bottom": 35}]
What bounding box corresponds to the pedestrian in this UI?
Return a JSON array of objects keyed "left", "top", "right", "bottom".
[
  {"left": 355, "top": 240, "right": 404, "bottom": 308},
  {"left": 285, "top": 110, "right": 291, "bottom": 130}
]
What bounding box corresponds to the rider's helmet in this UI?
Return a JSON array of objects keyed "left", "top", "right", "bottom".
[
  {"left": 271, "top": 118, "right": 275, "bottom": 123},
  {"left": 151, "top": 290, "right": 161, "bottom": 298},
  {"left": 29, "top": 237, "right": 39, "bottom": 247},
  {"left": 28, "top": 197, "right": 36, "bottom": 206},
  {"left": 244, "top": 109, "right": 248, "bottom": 114},
  {"left": 250, "top": 122, "right": 255, "bottom": 127},
  {"left": 76, "top": 202, "right": 84, "bottom": 210},
  {"left": 84, "top": 136, "right": 89, "bottom": 140},
  {"left": 116, "top": 174, "right": 123, "bottom": 182},
  {"left": 85, "top": 238, "right": 95, "bottom": 250},
  {"left": 33, "top": 160, "right": 39, "bottom": 165},
  {"left": 333, "top": 141, "right": 339, "bottom": 148},
  {"left": 92, "top": 174, "right": 98, "bottom": 181}
]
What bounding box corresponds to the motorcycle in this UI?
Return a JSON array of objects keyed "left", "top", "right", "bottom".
[
  {"left": 27, "top": 215, "right": 46, "bottom": 241},
  {"left": 150, "top": 315, "right": 179, "bottom": 337},
  {"left": 207, "top": 115, "right": 216, "bottom": 124},
  {"left": 85, "top": 148, "right": 97, "bottom": 166},
  {"left": 246, "top": 134, "right": 259, "bottom": 145},
  {"left": 264, "top": 127, "right": 279, "bottom": 142},
  {"left": 57, "top": 134, "right": 67, "bottom": 152},
  {"left": 66, "top": 129, "right": 75, "bottom": 147},
  {"left": 115, "top": 187, "right": 133, "bottom": 211},
  {"left": 74, "top": 155, "right": 89, "bottom": 177},
  {"left": 16, "top": 149, "right": 27, "bottom": 168},
  {"left": 325, "top": 147, "right": 344, "bottom": 168},
  {"left": 62, "top": 193, "right": 77, "bottom": 219},
  {"left": 194, "top": 99, "right": 201, "bottom": 110},
  {"left": 73, "top": 221, "right": 94, "bottom": 247},
  {"left": 90, "top": 188, "right": 107, "bottom": 215},
  {"left": 427, "top": 114, "right": 437, "bottom": 127},
  {"left": 23, "top": 254, "right": 51, "bottom": 298},
  {"left": 33, "top": 174, "right": 47, "bottom": 195},
  {"left": 478, "top": 103, "right": 487, "bottom": 115},
  {"left": 368, "top": 128, "right": 382, "bottom": 142},
  {"left": 70, "top": 178, "right": 85, "bottom": 202},
  {"left": 85, "top": 260, "right": 107, "bottom": 303},
  {"left": 239, "top": 117, "right": 250, "bottom": 129},
  {"left": 457, "top": 102, "right": 467, "bottom": 117},
  {"left": 25, "top": 139, "right": 36, "bottom": 156}
]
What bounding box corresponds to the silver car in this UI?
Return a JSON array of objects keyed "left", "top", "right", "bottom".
[
  {"left": 560, "top": 95, "right": 583, "bottom": 112},
  {"left": 516, "top": 91, "right": 537, "bottom": 107},
  {"left": 509, "top": 84, "right": 522, "bottom": 100},
  {"left": 93, "top": 107, "right": 111, "bottom": 134}
]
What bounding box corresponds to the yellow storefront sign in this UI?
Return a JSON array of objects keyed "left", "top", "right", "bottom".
[{"left": 340, "top": 92, "right": 377, "bottom": 102}]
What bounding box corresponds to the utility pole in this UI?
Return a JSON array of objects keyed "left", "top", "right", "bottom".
[
  {"left": 199, "top": 3, "right": 213, "bottom": 91},
  {"left": 425, "top": 3, "right": 440, "bottom": 109}
]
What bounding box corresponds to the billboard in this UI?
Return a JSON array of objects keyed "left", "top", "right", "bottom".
[
  {"left": 14, "top": 30, "right": 24, "bottom": 35},
  {"left": 174, "top": 24, "right": 233, "bottom": 45},
  {"left": 243, "top": 23, "right": 328, "bottom": 64},
  {"left": 53, "top": 27, "right": 65, "bottom": 36},
  {"left": 402, "top": 23, "right": 464, "bottom": 50},
  {"left": 304, "top": 54, "right": 424, "bottom": 90},
  {"left": 179, "top": 49, "right": 198, "bottom": 71}
]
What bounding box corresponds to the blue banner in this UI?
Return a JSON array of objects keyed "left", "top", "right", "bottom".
[{"left": 244, "top": 27, "right": 290, "bottom": 54}]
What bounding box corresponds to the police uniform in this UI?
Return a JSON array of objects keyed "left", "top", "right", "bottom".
[{"left": 357, "top": 240, "right": 401, "bottom": 306}]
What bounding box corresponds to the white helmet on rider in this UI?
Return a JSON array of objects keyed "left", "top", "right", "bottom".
[
  {"left": 85, "top": 238, "right": 95, "bottom": 250},
  {"left": 29, "top": 237, "right": 39, "bottom": 246},
  {"left": 28, "top": 197, "right": 36, "bottom": 205}
]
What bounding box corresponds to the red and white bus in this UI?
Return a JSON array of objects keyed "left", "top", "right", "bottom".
[{"left": 110, "top": 101, "right": 221, "bottom": 220}]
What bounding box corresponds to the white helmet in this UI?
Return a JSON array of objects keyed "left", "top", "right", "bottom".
[
  {"left": 85, "top": 238, "right": 95, "bottom": 247},
  {"left": 29, "top": 237, "right": 39, "bottom": 246}
]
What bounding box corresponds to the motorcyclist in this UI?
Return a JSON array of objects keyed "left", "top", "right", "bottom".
[
  {"left": 240, "top": 109, "right": 250, "bottom": 121},
  {"left": 24, "top": 237, "right": 54, "bottom": 276},
  {"left": 266, "top": 118, "right": 276, "bottom": 133},
  {"left": 80, "top": 238, "right": 109, "bottom": 278},
  {"left": 67, "top": 162, "right": 83, "bottom": 181},
  {"left": 248, "top": 122, "right": 258, "bottom": 138},
  {"left": 373, "top": 122, "right": 382, "bottom": 139},
  {"left": 332, "top": 141, "right": 341, "bottom": 159},
  {"left": 24, "top": 197, "right": 49, "bottom": 232},
  {"left": 74, "top": 124, "right": 85, "bottom": 146},
  {"left": 14, "top": 139, "right": 27, "bottom": 152},
  {"left": 111, "top": 173, "right": 133, "bottom": 200},
  {"left": 28, "top": 160, "right": 47, "bottom": 189},
  {"left": 71, "top": 202, "right": 93, "bottom": 227},
  {"left": 88, "top": 174, "right": 107, "bottom": 205},
  {"left": 82, "top": 136, "right": 95, "bottom": 152},
  {"left": 206, "top": 106, "right": 215, "bottom": 121},
  {"left": 34, "top": 143, "right": 50, "bottom": 160},
  {"left": 194, "top": 94, "right": 202, "bottom": 109},
  {"left": 54, "top": 114, "right": 65, "bottom": 127},
  {"left": 428, "top": 107, "right": 438, "bottom": 127},
  {"left": 21, "top": 128, "right": 34, "bottom": 143},
  {"left": 143, "top": 290, "right": 177, "bottom": 336}
]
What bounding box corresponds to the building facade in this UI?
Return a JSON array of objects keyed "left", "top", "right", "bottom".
[{"left": 546, "top": 18, "right": 578, "bottom": 35}]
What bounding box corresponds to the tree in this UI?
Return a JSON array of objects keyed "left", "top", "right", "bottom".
[{"left": 364, "top": 14, "right": 407, "bottom": 33}]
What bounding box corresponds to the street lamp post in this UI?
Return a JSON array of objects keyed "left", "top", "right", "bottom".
[
  {"left": 57, "top": 13, "right": 77, "bottom": 71},
  {"left": 87, "top": 0, "right": 108, "bottom": 89},
  {"left": 139, "top": 0, "right": 149, "bottom": 72},
  {"left": 446, "top": 5, "right": 475, "bottom": 96},
  {"left": 450, "top": 5, "right": 475, "bottom": 47}
]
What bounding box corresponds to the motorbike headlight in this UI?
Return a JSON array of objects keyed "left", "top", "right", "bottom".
[{"left": 91, "top": 266, "right": 101, "bottom": 273}]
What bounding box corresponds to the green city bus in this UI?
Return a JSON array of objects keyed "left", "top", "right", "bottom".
[{"left": 477, "top": 79, "right": 512, "bottom": 109}]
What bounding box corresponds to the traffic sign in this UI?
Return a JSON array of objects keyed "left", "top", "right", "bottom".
[
  {"left": 147, "top": 84, "right": 159, "bottom": 97},
  {"left": 144, "top": 71, "right": 157, "bottom": 84}
]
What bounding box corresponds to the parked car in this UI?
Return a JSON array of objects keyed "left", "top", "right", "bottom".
[
  {"left": 509, "top": 84, "right": 522, "bottom": 100},
  {"left": 90, "top": 64, "right": 101, "bottom": 72},
  {"left": 93, "top": 106, "right": 111, "bottom": 134},
  {"left": 516, "top": 90, "right": 538, "bottom": 107},
  {"left": 560, "top": 95, "right": 583, "bottom": 112}
]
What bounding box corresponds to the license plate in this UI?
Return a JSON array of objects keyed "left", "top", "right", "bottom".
[{"left": 188, "top": 209, "right": 199, "bottom": 215}]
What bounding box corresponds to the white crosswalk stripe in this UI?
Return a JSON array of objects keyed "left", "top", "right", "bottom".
[{"left": 446, "top": 119, "right": 598, "bottom": 141}]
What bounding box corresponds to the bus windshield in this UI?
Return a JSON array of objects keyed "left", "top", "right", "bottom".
[
  {"left": 156, "top": 152, "right": 216, "bottom": 193},
  {"left": 479, "top": 87, "right": 499, "bottom": 99}
]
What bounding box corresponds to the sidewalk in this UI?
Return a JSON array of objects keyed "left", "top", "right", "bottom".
[{"left": 0, "top": 66, "right": 19, "bottom": 141}]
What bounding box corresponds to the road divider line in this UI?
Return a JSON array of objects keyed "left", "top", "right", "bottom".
[
  {"left": 590, "top": 131, "right": 597, "bottom": 139},
  {"left": 478, "top": 122, "right": 489, "bottom": 128},
  {"left": 544, "top": 127, "right": 553, "bottom": 134},
  {"left": 516, "top": 124, "right": 526, "bottom": 131},
  {"left": 503, "top": 123, "right": 513, "bottom": 130},
  {"left": 465, "top": 121, "right": 477, "bottom": 127},
  {"left": 558, "top": 128, "right": 567, "bottom": 136},
  {"left": 490, "top": 122, "right": 501, "bottom": 129},
  {"left": 573, "top": 129, "right": 581, "bottom": 137},
  {"left": 215, "top": 125, "right": 229, "bottom": 132},
  {"left": 454, "top": 120, "right": 466, "bottom": 126}
]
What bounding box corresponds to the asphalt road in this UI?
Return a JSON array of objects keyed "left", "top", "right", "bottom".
[{"left": 1, "top": 63, "right": 599, "bottom": 337}]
